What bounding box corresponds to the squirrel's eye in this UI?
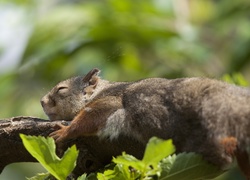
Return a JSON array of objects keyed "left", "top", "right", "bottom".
[{"left": 57, "top": 86, "right": 68, "bottom": 93}]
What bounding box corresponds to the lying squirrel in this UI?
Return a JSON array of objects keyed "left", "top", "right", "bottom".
[{"left": 41, "top": 68, "right": 250, "bottom": 178}]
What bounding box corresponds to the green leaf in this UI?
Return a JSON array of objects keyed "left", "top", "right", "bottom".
[
  {"left": 77, "top": 174, "right": 87, "bottom": 180},
  {"left": 160, "top": 153, "right": 223, "bottom": 180},
  {"left": 97, "top": 170, "right": 119, "bottom": 180},
  {"left": 111, "top": 137, "right": 176, "bottom": 179},
  {"left": 142, "top": 137, "right": 175, "bottom": 167},
  {"left": 113, "top": 152, "right": 145, "bottom": 171},
  {"left": 97, "top": 162, "right": 139, "bottom": 180},
  {"left": 160, "top": 154, "right": 177, "bottom": 176},
  {"left": 26, "top": 172, "right": 50, "bottom": 180},
  {"left": 110, "top": 152, "right": 143, "bottom": 179},
  {"left": 20, "top": 134, "right": 79, "bottom": 180}
]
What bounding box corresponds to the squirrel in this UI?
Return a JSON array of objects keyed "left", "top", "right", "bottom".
[{"left": 41, "top": 68, "right": 250, "bottom": 178}]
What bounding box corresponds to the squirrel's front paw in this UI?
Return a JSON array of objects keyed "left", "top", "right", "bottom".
[{"left": 49, "top": 124, "right": 69, "bottom": 143}]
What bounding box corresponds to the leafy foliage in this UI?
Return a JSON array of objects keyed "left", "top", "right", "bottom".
[
  {"left": 26, "top": 172, "right": 50, "bottom": 180},
  {"left": 95, "top": 138, "right": 223, "bottom": 180},
  {"left": 20, "top": 135, "right": 224, "bottom": 180},
  {"left": 161, "top": 153, "right": 222, "bottom": 180},
  {"left": 101, "top": 138, "right": 175, "bottom": 179},
  {"left": 20, "top": 134, "right": 79, "bottom": 180}
]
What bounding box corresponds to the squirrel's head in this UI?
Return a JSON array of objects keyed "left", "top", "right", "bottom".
[{"left": 41, "top": 68, "right": 100, "bottom": 121}]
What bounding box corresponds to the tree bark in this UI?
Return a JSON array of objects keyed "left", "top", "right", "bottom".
[{"left": 0, "top": 116, "right": 145, "bottom": 177}]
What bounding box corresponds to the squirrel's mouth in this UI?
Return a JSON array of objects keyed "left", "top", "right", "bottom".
[{"left": 46, "top": 113, "right": 59, "bottom": 121}]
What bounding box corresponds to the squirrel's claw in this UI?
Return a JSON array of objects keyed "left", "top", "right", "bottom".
[{"left": 49, "top": 124, "right": 68, "bottom": 143}]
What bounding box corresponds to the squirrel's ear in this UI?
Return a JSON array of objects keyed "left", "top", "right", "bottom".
[{"left": 82, "top": 68, "right": 100, "bottom": 86}]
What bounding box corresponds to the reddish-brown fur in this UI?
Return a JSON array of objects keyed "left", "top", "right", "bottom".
[{"left": 50, "top": 96, "right": 122, "bottom": 142}]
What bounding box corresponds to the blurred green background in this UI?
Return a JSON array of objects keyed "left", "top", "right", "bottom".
[{"left": 0, "top": 0, "right": 250, "bottom": 179}]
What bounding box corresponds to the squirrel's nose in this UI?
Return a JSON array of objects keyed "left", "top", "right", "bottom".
[{"left": 41, "top": 95, "right": 56, "bottom": 107}]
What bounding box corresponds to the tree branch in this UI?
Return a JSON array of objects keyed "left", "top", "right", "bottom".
[{"left": 0, "top": 116, "right": 145, "bottom": 177}]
